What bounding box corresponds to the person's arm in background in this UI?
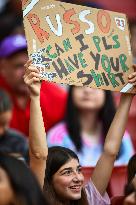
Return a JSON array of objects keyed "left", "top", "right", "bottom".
[
  {"left": 91, "top": 65, "right": 136, "bottom": 196},
  {"left": 115, "top": 131, "right": 134, "bottom": 166},
  {"left": 24, "top": 60, "right": 48, "bottom": 188}
]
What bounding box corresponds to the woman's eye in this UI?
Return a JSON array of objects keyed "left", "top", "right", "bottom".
[
  {"left": 77, "top": 167, "right": 82, "bottom": 173},
  {"left": 64, "top": 170, "right": 72, "bottom": 175}
]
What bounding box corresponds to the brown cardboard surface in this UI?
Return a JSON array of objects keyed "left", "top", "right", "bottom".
[{"left": 23, "top": 0, "right": 135, "bottom": 93}]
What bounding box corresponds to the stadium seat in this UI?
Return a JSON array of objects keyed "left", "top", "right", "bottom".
[
  {"left": 82, "top": 166, "right": 127, "bottom": 197},
  {"left": 111, "top": 196, "right": 125, "bottom": 205},
  {"left": 110, "top": 166, "right": 127, "bottom": 197},
  {"left": 81, "top": 166, "right": 94, "bottom": 184}
]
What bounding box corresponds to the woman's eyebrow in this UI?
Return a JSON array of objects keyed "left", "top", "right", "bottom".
[
  {"left": 60, "top": 165, "right": 82, "bottom": 173},
  {"left": 59, "top": 164, "right": 82, "bottom": 174},
  {"left": 59, "top": 167, "right": 72, "bottom": 173}
]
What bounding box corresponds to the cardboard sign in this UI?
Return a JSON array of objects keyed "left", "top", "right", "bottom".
[{"left": 23, "top": 0, "right": 135, "bottom": 93}]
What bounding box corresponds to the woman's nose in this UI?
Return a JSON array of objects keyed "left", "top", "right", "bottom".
[{"left": 73, "top": 173, "right": 84, "bottom": 182}]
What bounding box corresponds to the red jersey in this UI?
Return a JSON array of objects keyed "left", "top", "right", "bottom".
[{"left": 0, "top": 75, "right": 67, "bottom": 136}]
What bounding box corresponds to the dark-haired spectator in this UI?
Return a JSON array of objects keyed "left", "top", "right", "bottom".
[
  {"left": 47, "top": 86, "right": 134, "bottom": 166},
  {"left": 0, "top": 34, "right": 67, "bottom": 136},
  {"left": 126, "top": 154, "right": 136, "bottom": 187},
  {"left": 24, "top": 61, "right": 136, "bottom": 205},
  {"left": 0, "top": 152, "right": 50, "bottom": 205},
  {"left": 0, "top": 89, "right": 28, "bottom": 162}
]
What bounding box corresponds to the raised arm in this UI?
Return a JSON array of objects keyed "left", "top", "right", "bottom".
[
  {"left": 24, "top": 61, "right": 48, "bottom": 188},
  {"left": 91, "top": 65, "right": 136, "bottom": 196}
]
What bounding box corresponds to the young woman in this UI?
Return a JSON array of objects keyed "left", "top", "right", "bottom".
[
  {"left": 0, "top": 152, "right": 49, "bottom": 205},
  {"left": 47, "top": 86, "right": 134, "bottom": 166},
  {"left": 24, "top": 61, "right": 136, "bottom": 205}
]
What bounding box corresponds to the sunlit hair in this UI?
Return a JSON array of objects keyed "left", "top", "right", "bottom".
[{"left": 43, "top": 146, "right": 88, "bottom": 205}]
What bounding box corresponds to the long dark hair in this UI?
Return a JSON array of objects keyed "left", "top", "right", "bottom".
[
  {"left": 43, "top": 146, "right": 88, "bottom": 205},
  {"left": 127, "top": 154, "right": 136, "bottom": 184},
  {"left": 124, "top": 154, "right": 136, "bottom": 201},
  {"left": 0, "top": 153, "right": 49, "bottom": 205},
  {"left": 124, "top": 181, "right": 136, "bottom": 205},
  {"left": 65, "top": 86, "right": 116, "bottom": 151},
  {"left": 65, "top": 86, "right": 123, "bottom": 159}
]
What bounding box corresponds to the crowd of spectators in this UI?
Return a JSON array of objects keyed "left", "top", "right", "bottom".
[{"left": 0, "top": 1, "right": 136, "bottom": 203}]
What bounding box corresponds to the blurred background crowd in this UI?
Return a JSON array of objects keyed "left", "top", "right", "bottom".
[{"left": 0, "top": 0, "right": 136, "bottom": 198}]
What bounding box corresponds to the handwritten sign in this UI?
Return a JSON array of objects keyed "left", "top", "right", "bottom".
[{"left": 23, "top": 0, "right": 135, "bottom": 93}]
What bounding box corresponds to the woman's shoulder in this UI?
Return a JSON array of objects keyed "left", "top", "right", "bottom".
[
  {"left": 85, "top": 180, "right": 110, "bottom": 205},
  {"left": 115, "top": 130, "right": 134, "bottom": 165},
  {"left": 47, "top": 121, "right": 67, "bottom": 135}
]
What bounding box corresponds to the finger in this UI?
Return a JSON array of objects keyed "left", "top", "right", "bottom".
[
  {"left": 128, "top": 76, "right": 136, "bottom": 83},
  {"left": 27, "top": 72, "right": 40, "bottom": 80},
  {"left": 27, "top": 65, "right": 41, "bottom": 73},
  {"left": 24, "top": 72, "right": 40, "bottom": 82},
  {"left": 24, "top": 75, "right": 40, "bottom": 86},
  {"left": 25, "top": 66, "right": 40, "bottom": 77},
  {"left": 128, "top": 72, "right": 136, "bottom": 79},
  {"left": 27, "top": 66, "right": 40, "bottom": 73},
  {"left": 24, "top": 61, "right": 33, "bottom": 73},
  {"left": 24, "top": 59, "right": 32, "bottom": 68},
  {"left": 27, "top": 77, "right": 41, "bottom": 85}
]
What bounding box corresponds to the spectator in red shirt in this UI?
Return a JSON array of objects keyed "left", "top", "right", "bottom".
[{"left": 0, "top": 34, "right": 67, "bottom": 136}]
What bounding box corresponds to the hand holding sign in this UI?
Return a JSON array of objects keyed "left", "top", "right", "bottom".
[
  {"left": 128, "top": 64, "right": 136, "bottom": 90},
  {"left": 24, "top": 60, "right": 41, "bottom": 97}
]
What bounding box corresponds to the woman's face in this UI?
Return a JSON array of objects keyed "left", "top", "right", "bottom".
[
  {"left": 52, "top": 158, "right": 84, "bottom": 202},
  {"left": 72, "top": 87, "right": 105, "bottom": 111},
  {"left": 0, "top": 167, "right": 14, "bottom": 205}
]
